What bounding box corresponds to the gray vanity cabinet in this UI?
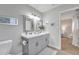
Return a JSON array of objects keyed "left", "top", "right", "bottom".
[{"left": 22, "top": 33, "right": 49, "bottom": 55}]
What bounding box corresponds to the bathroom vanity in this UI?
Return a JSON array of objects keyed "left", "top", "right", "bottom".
[
  {"left": 21, "top": 15, "right": 49, "bottom": 55},
  {"left": 21, "top": 32, "right": 49, "bottom": 55}
]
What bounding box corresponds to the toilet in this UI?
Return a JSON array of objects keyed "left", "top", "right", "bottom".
[{"left": 0, "top": 40, "right": 12, "bottom": 55}]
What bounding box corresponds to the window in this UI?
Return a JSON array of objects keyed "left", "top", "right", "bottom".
[{"left": 0, "top": 17, "right": 18, "bottom": 25}]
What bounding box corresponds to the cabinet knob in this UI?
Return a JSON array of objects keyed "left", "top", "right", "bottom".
[
  {"left": 45, "top": 39, "right": 47, "bottom": 41},
  {"left": 36, "top": 42, "right": 39, "bottom": 47}
]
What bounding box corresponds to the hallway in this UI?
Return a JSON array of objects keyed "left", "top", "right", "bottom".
[{"left": 61, "top": 37, "right": 79, "bottom": 55}]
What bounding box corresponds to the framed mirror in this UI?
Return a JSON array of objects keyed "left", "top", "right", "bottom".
[{"left": 23, "top": 15, "right": 43, "bottom": 33}]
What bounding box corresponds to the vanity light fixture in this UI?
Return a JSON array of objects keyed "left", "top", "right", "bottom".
[
  {"left": 27, "top": 14, "right": 40, "bottom": 21},
  {"left": 27, "top": 14, "right": 34, "bottom": 19}
]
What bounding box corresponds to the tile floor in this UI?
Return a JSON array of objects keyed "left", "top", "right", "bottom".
[
  {"left": 38, "top": 46, "right": 70, "bottom": 55},
  {"left": 38, "top": 47, "right": 58, "bottom": 55}
]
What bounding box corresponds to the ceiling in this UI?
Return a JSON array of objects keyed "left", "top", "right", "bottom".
[
  {"left": 61, "top": 10, "right": 75, "bottom": 20},
  {"left": 29, "top": 4, "right": 62, "bottom": 13}
]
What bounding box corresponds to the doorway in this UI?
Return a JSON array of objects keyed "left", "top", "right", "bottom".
[{"left": 60, "top": 9, "right": 79, "bottom": 55}]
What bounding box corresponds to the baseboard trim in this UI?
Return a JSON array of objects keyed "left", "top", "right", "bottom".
[{"left": 47, "top": 45, "right": 60, "bottom": 51}]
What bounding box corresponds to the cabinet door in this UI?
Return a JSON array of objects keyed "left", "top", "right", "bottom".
[
  {"left": 36, "top": 37, "right": 42, "bottom": 54},
  {"left": 28, "top": 38, "right": 38, "bottom": 55},
  {"left": 40, "top": 34, "right": 49, "bottom": 49},
  {"left": 45, "top": 34, "right": 49, "bottom": 44}
]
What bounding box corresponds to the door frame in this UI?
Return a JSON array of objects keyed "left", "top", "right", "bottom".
[{"left": 59, "top": 6, "right": 79, "bottom": 49}]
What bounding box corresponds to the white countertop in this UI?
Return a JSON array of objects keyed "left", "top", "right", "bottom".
[{"left": 21, "top": 32, "right": 49, "bottom": 39}]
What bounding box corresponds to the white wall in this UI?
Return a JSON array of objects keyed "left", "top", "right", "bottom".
[
  {"left": 43, "top": 12, "right": 61, "bottom": 49},
  {"left": 43, "top": 4, "right": 79, "bottom": 49},
  {"left": 0, "top": 4, "right": 42, "bottom": 54}
]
